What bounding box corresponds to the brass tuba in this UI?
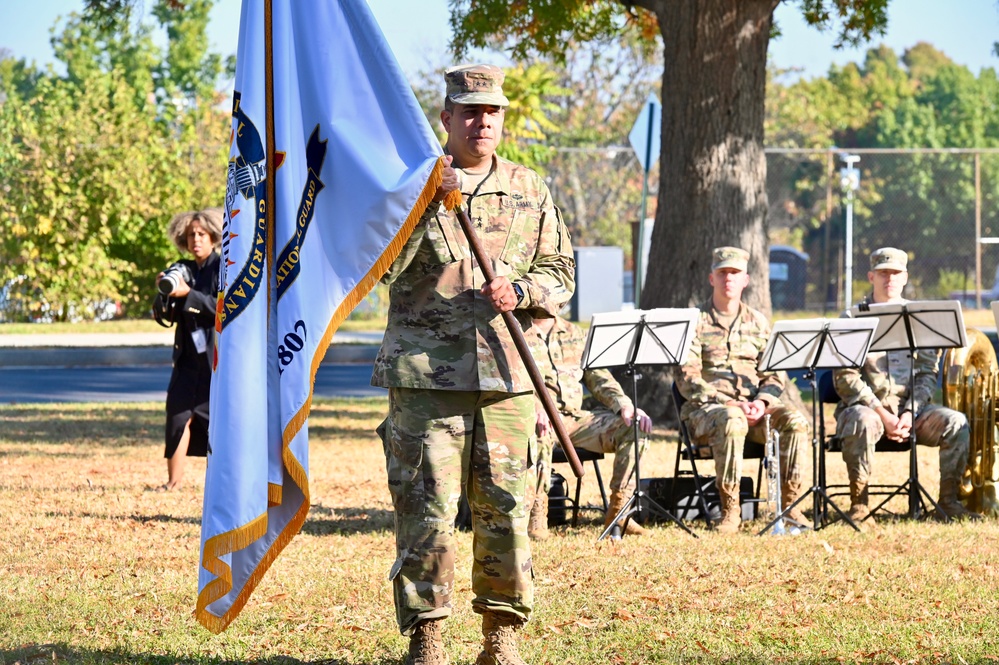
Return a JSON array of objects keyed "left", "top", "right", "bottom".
[{"left": 942, "top": 328, "right": 999, "bottom": 516}]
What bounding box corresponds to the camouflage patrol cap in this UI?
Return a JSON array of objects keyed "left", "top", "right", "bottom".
[
  {"left": 445, "top": 64, "right": 510, "bottom": 107},
  {"left": 711, "top": 246, "right": 750, "bottom": 272},
  {"left": 870, "top": 247, "right": 908, "bottom": 271}
]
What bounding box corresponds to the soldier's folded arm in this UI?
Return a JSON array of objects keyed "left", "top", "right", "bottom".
[
  {"left": 905, "top": 349, "right": 941, "bottom": 414},
  {"left": 754, "top": 365, "right": 785, "bottom": 408},
  {"left": 833, "top": 366, "right": 880, "bottom": 409},
  {"left": 583, "top": 367, "right": 632, "bottom": 414},
  {"left": 676, "top": 336, "right": 725, "bottom": 406},
  {"left": 513, "top": 205, "right": 575, "bottom": 316}
]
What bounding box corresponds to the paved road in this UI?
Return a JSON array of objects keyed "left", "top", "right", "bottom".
[{"left": 0, "top": 363, "right": 383, "bottom": 403}]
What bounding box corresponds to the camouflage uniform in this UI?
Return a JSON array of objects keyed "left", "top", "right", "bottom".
[
  {"left": 676, "top": 300, "right": 809, "bottom": 488},
  {"left": 530, "top": 316, "right": 647, "bottom": 498},
  {"left": 833, "top": 307, "right": 969, "bottom": 491},
  {"left": 372, "top": 154, "right": 574, "bottom": 635}
]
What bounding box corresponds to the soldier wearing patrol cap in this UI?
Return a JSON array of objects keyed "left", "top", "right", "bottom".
[
  {"left": 675, "top": 247, "right": 810, "bottom": 534},
  {"left": 372, "top": 63, "right": 574, "bottom": 665},
  {"left": 832, "top": 248, "right": 977, "bottom": 522}
]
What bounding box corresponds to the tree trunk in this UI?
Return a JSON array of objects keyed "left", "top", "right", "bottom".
[
  {"left": 627, "top": 0, "right": 779, "bottom": 420},
  {"left": 641, "top": 0, "right": 777, "bottom": 313}
]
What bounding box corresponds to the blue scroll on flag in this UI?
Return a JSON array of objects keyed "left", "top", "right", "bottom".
[{"left": 197, "top": 0, "right": 457, "bottom": 633}]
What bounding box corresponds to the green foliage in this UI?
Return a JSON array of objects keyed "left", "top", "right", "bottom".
[
  {"left": 0, "top": 6, "right": 228, "bottom": 321},
  {"left": 447, "top": 0, "right": 633, "bottom": 63},
  {"left": 494, "top": 63, "right": 568, "bottom": 173},
  {"left": 766, "top": 42, "right": 999, "bottom": 292},
  {"left": 936, "top": 267, "right": 972, "bottom": 298},
  {"left": 798, "top": 0, "right": 890, "bottom": 47}
]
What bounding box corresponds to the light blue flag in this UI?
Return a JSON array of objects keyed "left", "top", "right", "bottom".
[{"left": 197, "top": 0, "right": 454, "bottom": 633}]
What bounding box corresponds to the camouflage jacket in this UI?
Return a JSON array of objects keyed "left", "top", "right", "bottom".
[
  {"left": 372, "top": 155, "right": 575, "bottom": 392},
  {"left": 832, "top": 301, "right": 939, "bottom": 416},
  {"left": 676, "top": 299, "right": 784, "bottom": 418},
  {"left": 530, "top": 317, "right": 632, "bottom": 417}
]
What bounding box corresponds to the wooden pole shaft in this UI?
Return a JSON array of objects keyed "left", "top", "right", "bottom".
[{"left": 454, "top": 204, "right": 585, "bottom": 479}]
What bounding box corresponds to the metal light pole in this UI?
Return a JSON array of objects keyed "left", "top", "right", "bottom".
[
  {"left": 840, "top": 154, "right": 861, "bottom": 309},
  {"left": 628, "top": 94, "right": 661, "bottom": 307}
]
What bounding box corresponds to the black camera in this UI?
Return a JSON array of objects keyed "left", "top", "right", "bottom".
[{"left": 157, "top": 262, "right": 193, "bottom": 296}]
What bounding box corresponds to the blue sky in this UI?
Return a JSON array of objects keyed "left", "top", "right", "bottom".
[{"left": 1, "top": 0, "right": 997, "bottom": 82}]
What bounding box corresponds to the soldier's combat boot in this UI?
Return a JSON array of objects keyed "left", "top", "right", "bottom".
[
  {"left": 781, "top": 480, "right": 807, "bottom": 525},
  {"left": 715, "top": 483, "right": 742, "bottom": 534},
  {"left": 847, "top": 478, "right": 871, "bottom": 524},
  {"left": 937, "top": 477, "right": 982, "bottom": 521},
  {"left": 528, "top": 490, "right": 549, "bottom": 540},
  {"left": 404, "top": 618, "right": 449, "bottom": 665},
  {"left": 475, "top": 611, "right": 526, "bottom": 665},
  {"left": 604, "top": 489, "right": 649, "bottom": 536}
]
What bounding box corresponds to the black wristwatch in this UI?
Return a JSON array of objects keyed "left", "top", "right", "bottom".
[{"left": 512, "top": 282, "right": 525, "bottom": 305}]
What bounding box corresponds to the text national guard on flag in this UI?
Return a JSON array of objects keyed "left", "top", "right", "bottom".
[{"left": 197, "top": 0, "right": 460, "bottom": 633}]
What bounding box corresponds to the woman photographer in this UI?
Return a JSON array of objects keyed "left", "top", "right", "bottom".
[{"left": 158, "top": 208, "right": 222, "bottom": 490}]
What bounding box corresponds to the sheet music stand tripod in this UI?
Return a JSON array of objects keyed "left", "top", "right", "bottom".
[
  {"left": 755, "top": 317, "right": 878, "bottom": 535},
  {"left": 852, "top": 300, "right": 967, "bottom": 521},
  {"left": 580, "top": 308, "right": 700, "bottom": 540}
]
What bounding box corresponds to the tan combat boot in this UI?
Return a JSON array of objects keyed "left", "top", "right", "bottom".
[
  {"left": 475, "top": 611, "right": 526, "bottom": 665},
  {"left": 404, "top": 618, "right": 449, "bottom": 665},
  {"left": 937, "top": 477, "right": 982, "bottom": 521},
  {"left": 781, "top": 480, "right": 807, "bottom": 525},
  {"left": 528, "top": 490, "right": 549, "bottom": 540},
  {"left": 715, "top": 483, "right": 742, "bottom": 534},
  {"left": 604, "top": 489, "right": 649, "bottom": 536},
  {"left": 847, "top": 478, "right": 871, "bottom": 524}
]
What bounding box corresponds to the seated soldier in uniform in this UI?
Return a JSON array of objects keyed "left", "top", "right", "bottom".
[
  {"left": 675, "top": 246, "right": 809, "bottom": 534},
  {"left": 528, "top": 314, "right": 653, "bottom": 539},
  {"left": 833, "top": 247, "right": 977, "bottom": 522}
]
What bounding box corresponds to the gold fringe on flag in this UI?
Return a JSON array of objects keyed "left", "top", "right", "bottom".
[{"left": 195, "top": 154, "right": 451, "bottom": 634}]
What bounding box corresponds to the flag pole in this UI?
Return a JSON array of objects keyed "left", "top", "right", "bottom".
[
  {"left": 264, "top": 0, "right": 276, "bottom": 299},
  {"left": 454, "top": 204, "right": 585, "bottom": 479}
]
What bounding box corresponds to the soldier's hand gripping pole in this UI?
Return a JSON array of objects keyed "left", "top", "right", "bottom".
[{"left": 454, "top": 203, "right": 585, "bottom": 479}]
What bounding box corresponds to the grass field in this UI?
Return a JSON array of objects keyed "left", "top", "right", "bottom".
[{"left": 3, "top": 398, "right": 999, "bottom": 664}]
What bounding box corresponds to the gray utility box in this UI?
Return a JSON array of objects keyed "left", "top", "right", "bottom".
[{"left": 570, "top": 246, "right": 624, "bottom": 322}]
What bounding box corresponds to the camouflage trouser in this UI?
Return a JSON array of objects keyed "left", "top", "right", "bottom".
[
  {"left": 533, "top": 407, "right": 649, "bottom": 499},
  {"left": 684, "top": 403, "right": 808, "bottom": 486},
  {"left": 382, "top": 388, "right": 535, "bottom": 635},
  {"left": 836, "top": 404, "right": 969, "bottom": 485}
]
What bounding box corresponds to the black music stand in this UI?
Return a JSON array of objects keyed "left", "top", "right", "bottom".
[
  {"left": 852, "top": 300, "right": 967, "bottom": 521},
  {"left": 755, "top": 317, "right": 878, "bottom": 535},
  {"left": 580, "top": 308, "right": 700, "bottom": 540}
]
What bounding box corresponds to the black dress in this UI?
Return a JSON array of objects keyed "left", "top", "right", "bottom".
[{"left": 164, "top": 251, "right": 219, "bottom": 459}]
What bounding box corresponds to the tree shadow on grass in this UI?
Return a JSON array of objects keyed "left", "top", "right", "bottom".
[
  {"left": 0, "top": 643, "right": 874, "bottom": 664},
  {"left": 42, "top": 511, "right": 201, "bottom": 526},
  {"left": 0, "top": 405, "right": 161, "bottom": 447},
  {"left": 302, "top": 503, "right": 394, "bottom": 535},
  {"left": 0, "top": 643, "right": 404, "bottom": 665}
]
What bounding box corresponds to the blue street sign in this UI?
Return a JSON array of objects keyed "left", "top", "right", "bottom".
[{"left": 629, "top": 93, "right": 662, "bottom": 173}]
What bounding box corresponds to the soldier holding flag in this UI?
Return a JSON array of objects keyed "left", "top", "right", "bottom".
[{"left": 372, "top": 64, "right": 575, "bottom": 665}]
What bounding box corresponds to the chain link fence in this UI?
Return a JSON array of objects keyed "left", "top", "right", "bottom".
[
  {"left": 767, "top": 148, "right": 999, "bottom": 312},
  {"left": 542, "top": 147, "right": 999, "bottom": 313}
]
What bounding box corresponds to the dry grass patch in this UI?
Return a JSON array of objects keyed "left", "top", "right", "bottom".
[{"left": 2, "top": 399, "right": 999, "bottom": 664}]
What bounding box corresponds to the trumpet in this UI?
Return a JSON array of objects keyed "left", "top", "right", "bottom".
[{"left": 764, "top": 414, "right": 787, "bottom": 535}]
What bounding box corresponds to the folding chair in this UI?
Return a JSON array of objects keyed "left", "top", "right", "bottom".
[
  {"left": 670, "top": 382, "right": 765, "bottom": 525},
  {"left": 550, "top": 444, "right": 608, "bottom": 527}
]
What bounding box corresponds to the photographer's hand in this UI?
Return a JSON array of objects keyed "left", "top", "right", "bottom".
[{"left": 170, "top": 282, "right": 191, "bottom": 298}]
